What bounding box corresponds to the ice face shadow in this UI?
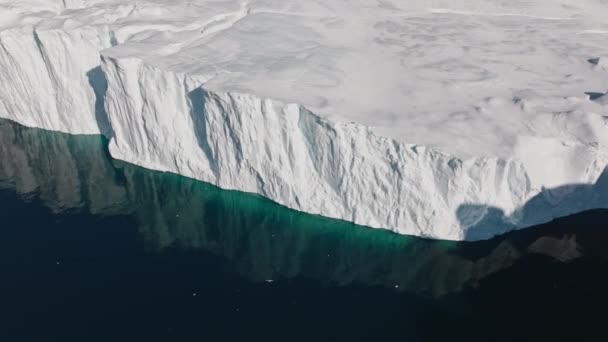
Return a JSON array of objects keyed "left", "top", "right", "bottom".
[
  {"left": 188, "top": 88, "right": 219, "bottom": 178},
  {"left": 86, "top": 66, "right": 113, "bottom": 138},
  {"left": 458, "top": 167, "right": 608, "bottom": 241}
]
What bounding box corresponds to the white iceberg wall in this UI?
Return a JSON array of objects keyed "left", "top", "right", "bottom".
[
  {"left": 0, "top": 25, "right": 111, "bottom": 134},
  {"left": 1, "top": 8, "right": 607, "bottom": 240},
  {"left": 101, "top": 55, "right": 543, "bottom": 240}
]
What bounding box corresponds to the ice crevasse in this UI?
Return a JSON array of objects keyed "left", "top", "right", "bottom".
[{"left": 1, "top": 0, "right": 608, "bottom": 240}]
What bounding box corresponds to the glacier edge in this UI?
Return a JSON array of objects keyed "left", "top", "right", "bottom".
[{"left": 1, "top": 6, "right": 608, "bottom": 241}]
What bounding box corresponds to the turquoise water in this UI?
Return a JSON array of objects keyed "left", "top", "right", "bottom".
[{"left": 1, "top": 118, "right": 608, "bottom": 341}]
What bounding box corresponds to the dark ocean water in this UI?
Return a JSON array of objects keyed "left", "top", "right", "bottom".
[{"left": 1, "top": 118, "right": 608, "bottom": 341}]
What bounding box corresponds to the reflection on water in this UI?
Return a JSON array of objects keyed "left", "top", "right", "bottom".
[{"left": 1, "top": 118, "right": 606, "bottom": 297}]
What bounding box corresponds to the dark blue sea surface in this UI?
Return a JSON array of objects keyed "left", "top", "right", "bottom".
[{"left": 1, "top": 118, "right": 607, "bottom": 341}]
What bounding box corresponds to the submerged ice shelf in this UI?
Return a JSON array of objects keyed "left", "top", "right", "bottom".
[{"left": 1, "top": 0, "right": 608, "bottom": 240}]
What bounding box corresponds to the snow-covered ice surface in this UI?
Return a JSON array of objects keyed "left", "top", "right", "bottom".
[{"left": 1, "top": 0, "right": 608, "bottom": 240}]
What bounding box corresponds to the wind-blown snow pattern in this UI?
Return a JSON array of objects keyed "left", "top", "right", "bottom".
[{"left": 1, "top": 0, "right": 608, "bottom": 240}]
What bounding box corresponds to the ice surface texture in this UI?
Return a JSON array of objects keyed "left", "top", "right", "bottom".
[{"left": 1, "top": 0, "right": 608, "bottom": 240}]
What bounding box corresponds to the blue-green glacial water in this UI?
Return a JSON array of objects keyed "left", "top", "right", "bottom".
[{"left": 1, "top": 118, "right": 607, "bottom": 341}]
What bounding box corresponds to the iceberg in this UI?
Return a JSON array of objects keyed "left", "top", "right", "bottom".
[{"left": 1, "top": 0, "right": 608, "bottom": 240}]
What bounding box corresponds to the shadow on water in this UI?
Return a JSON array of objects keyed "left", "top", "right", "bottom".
[
  {"left": 2, "top": 118, "right": 608, "bottom": 299},
  {"left": 4, "top": 118, "right": 608, "bottom": 341}
]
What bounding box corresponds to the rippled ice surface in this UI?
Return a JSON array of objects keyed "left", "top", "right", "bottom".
[{"left": 1, "top": 118, "right": 608, "bottom": 341}]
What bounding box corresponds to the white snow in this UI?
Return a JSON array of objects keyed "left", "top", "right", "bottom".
[{"left": 1, "top": 0, "right": 608, "bottom": 240}]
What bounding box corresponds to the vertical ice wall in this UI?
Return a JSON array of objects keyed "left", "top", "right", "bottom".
[
  {"left": 1, "top": 1, "right": 607, "bottom": 240},
  {"left": 0, "top": 25, "right": 112, "bottom": 134}
]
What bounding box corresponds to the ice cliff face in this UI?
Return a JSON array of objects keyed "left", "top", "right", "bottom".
[
  {"left": 101, "top": 55, "right": 537, "bottom": 240},
  {"left": 0, "top": 24, "right": 112, "bottom": 134},
  {"left": 1, "top": 0, "right": 608, "bottom": 240}
]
